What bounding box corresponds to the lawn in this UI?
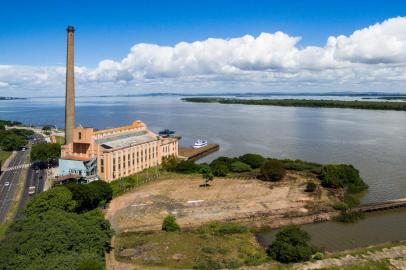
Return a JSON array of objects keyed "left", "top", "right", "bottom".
[
  {"left": 0, "top": 150, "right": 11, "bottom": 165},
  {"left": 115, "top": 222, "right": 267, "bottom": 269}
]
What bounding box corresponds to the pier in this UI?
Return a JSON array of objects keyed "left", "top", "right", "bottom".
[
  {"left": 178, "top": 144, "right": 219, "bottom": 161},
  {"left": 354, "top": 198, "right": 406, "bottom": 213}
]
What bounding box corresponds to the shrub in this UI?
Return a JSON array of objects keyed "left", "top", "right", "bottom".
[
  {"left": 161, "top": 155, "right": 178, "bottom": 171},
  {"left": 162, "top": 215, "right": 180, "bottom": 232},
  {"left": 333, "top": 202, "right": 349, "bottom": 211},
  {"left": 312, "top": 252, "right": 324, "bottom": 260},
  {"left": 174, "top": 160, "right": 201, "bottom": 174},
  {"left": 281, "top": 159, "right": 322, "bottom": 174},
  {"left": 335, "top": 211, "right": 365, "bottom": 223},
  {"left": 210, "top": 162, "right": 229, "bottom": 177},
  {"left": 268, "top": 225, "right": 317, "bottom": 263},
  {"left": 259, "top": 159, "right": 286, "bottom": 181},
  {"left": 31, "top": 143, "right": 61, "bottom": 165},
  {"left": 305, "top": 182, "right": 317, "bottom": 192},
  {"left": 230, "top": 161, "right": 251, "bottom": 172},
  {"left": 320, "top": 164, "right": 367, "bottom": 192},
  {"left": 238, "top": 154, "right": 265, "bottom": 169}
]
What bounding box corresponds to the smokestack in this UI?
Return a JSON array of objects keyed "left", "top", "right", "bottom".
[{"left": 65, "top": 26, "right": 75, "bottom": 144}]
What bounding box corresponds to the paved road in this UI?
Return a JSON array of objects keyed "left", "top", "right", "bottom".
[
  {"left": 0, "top": 151, "right": 27, "bottom": 223},
  {"left": 15, "top": 165, "right": 45, "bottom": 219}
]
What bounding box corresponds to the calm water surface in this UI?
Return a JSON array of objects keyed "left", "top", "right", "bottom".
[{"left": 1, "top": 96, "right": 405, "bottom": 250}]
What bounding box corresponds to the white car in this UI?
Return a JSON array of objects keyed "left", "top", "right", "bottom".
[{"left": 4, "top": 182, "right": 10, "bottom": 187}]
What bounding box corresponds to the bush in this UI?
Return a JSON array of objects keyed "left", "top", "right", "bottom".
[
  {"left": 333, "top": 202, "right": 349, "bottom": 211},
  {"left": 312, "top": 252, "right": 324, "bottom": 260},
  {"left": 320, "top": 164, "right": 367, "bottom": 192},
  {"left": 305, "top": 182, "right": 317, "bottom": 192},
  {"left": 161, "top": 155, "right": 178, "bottom": 171},
  {"left": 230, "top": 161, "right": 251, "bottom": 172},
  {"left": 210, "top": 162, "right": 229, "bottom": 177},
  {"left": 174, "top": 160, "right": 201, "bottom": 174},
  {"left": 335, "top": 211, "right": 365, "bottom": 223},
  {"left": 259, "top": 159, "right": 286, "bottom": 181},
  {"left": 268, "top": 225, "right": 317, "bottom": 263},
  {"left": 281, "top": 159, "right": 322, "bottom": 174},
  {"left": 238, "top": 154, "right": 265, "bottom": 169},
  {"left": 162, "top": 215, "right": 180, "bottom": 232}
]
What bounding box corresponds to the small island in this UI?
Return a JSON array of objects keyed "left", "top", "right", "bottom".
[{"left": 182, "top": 97, "right": 406, "bottom": 111}]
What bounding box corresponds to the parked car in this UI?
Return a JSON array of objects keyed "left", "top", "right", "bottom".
[{"left": 4, "top": 182, "right": 10, "bottom": 187}]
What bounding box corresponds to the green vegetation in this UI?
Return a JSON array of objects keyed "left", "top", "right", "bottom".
[
  {"left": 116, "top": 222, "right": 267, "bottom": 269},
  {"left": 259, "top": 159, "right": 286, "bottom": 181},
  {"left": 335, "top": 211, "right": 365, "bottom": 223},
  {"left": 0, "top": 150, "right": 11, "bottom": 164},
  {"left": 230, "top": 160, "right": 251, "bottom": 172},
  {"left": 238, "top": 153, "right": 266, "bottom": 169},
  {"left": 66, "top": 181, "right": 113, "bottom": 212},
  {"left": 162, "top": 215, "right": 180, "bottom": 232},
  {"left": 268, "top": 225, "right": 317, "bottom": 263},
  {"left": 0, "top": 126, "right": 33, "bottom": 151},
  {"left": 31, "top": 143, "right": 61, "bottom": 165},
  {"left": 0, "top": 183, "right": 113, "bottom": 270},
  {"left": 183, "top": 97, "right": 406, "bottom": 111}
]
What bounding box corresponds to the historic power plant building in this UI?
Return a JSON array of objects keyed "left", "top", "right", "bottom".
[{"left": 58, "top": 26, "right": 179, "bottom": 182}]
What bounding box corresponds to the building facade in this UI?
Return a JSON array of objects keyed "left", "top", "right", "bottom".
[{"left": 59, "top": 120, "right": 178, "bottom": 182}]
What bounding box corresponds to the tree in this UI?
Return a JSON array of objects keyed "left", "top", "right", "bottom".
[
  {"left": 259, "top": 159, "right": 286, "bottom": 181},
  {"left": 230, "top": 161, "right": 251, "bottom": 172},
  {"left": 268, "top": 225, "right": 317, "bottom": 263},
  {"left": 0, "top": 133, "right": 26, "bottom": 151},
  {"left": 201, "top": 167, "right": 214, "bottom": 187},
  {"left": 66, "top": 181, "right": 113, "bottom": 212},
  {"left": 320, "top": 164, "right": 367, "bottom": 192},
  {"left": 162, "top": 215, "right": 180, "bottom": 232},
  {"left": 24, "top": 186, "right": 76, "bottom": 216},
  {"left": 31, "top": 143, "right": 61, "bottom": 165},
  {"left": 174, "top": 160, "right": 201, "bottom": 173},
  {"left": 210, "top": 162, "right": 229, "bottom": 177},
  {"left": 238, "top": 154, "right": 265, "bottom": 169}
]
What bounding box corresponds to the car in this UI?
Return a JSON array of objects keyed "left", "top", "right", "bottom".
[{"left": 4, "top": 182, "right": 10, "bottom": 187}]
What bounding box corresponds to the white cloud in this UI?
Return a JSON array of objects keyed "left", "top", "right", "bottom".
[{"left": 1, "top": 17, "right": 406, "bottom": 96}]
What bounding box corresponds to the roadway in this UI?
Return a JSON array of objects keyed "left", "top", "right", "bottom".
[
  {"left": 15, "top": 165, "right": 46, "bottom": 219},
  {"left": 0, "top": 151, "right": 28, "bottom": 223}
]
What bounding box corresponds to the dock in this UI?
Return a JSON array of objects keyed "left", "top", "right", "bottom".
[
  {"left": 354, "top": 198, "right": 406, "bottom": 213},
  {"left": 179, "top": 144, "right": 219, "bottom": 161}
]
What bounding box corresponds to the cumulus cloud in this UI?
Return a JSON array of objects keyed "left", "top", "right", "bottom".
[{"left": 1, "top": 17, "right": 406, "bottom": 96}]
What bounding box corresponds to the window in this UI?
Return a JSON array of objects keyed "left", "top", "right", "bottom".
[
  {"left": 78, "top": 132, "right": 82, "bottom": 140},
  {"left": 100, "top": 159, "right": 104, "bottom": 173}
]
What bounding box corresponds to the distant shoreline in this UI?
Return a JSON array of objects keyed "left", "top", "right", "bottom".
[{"left": 182, "top": 97, "right": 406, "bottom": 111}]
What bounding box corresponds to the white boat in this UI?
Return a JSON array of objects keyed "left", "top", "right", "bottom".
[{"left": 193, "top": 139, "right": 208, "bottom": 149}]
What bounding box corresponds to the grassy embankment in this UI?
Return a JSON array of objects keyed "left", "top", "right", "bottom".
[
  {"left": 115, "top": 222, "right": 267, "bottom": 269},
  {"left": 0, "top": 150, "right": 11, "bottom": 165},
  {"left": 182, "top": 97, "right": 406, "bottom": 111}
]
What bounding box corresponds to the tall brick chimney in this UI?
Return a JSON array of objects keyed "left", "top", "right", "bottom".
[{"left": 65, "top": 26, "right": 75, "bottom": 144}]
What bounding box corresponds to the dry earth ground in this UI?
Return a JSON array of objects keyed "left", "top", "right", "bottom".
[{"left": 106, "top": 172, "right": 335, "bottom": 233}]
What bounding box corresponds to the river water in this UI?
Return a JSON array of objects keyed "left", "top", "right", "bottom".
[{"left": 1, "top": 95, "right": 405, "bottom": 250}]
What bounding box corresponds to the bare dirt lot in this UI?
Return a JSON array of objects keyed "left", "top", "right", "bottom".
[{"left": 106, "top": 172, "right": 337, "bottom": 233}]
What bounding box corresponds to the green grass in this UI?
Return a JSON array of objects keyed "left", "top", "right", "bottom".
[
  {"left": 0, "top": 150, "right": 11, "bottom": 164},
  {"left": 115, "top": 222, "right": 267, "bottom": 269},
  {"left": 318, "top": 260, "right": 391, "bottom": 270}
]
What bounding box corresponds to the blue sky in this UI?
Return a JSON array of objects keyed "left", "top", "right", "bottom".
[
  {"left": 1, "top": 1, "right": 406, "bottom": 95},
  {"left": 1, "top": 0, "right": 405, "bottom": 67}
]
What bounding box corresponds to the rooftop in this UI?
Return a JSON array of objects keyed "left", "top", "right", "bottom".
[{"left": 96, "top": 130, "right": 158, "bottom": 150}]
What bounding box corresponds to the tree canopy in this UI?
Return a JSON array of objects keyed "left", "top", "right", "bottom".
[
  {"left": 259, "top": 159, "right": 286, "bottom": 181},
  {"left": 238, "top": 154, "right": 265, "bottom": 169},
  {"left": 31, "top": 143, "right": 61, "bottom": 164},
  {"left": 269, "top": 225, "right": 317, "bottom": 263},
  {"left": 0, "top": 183, "right": 113, "bottom": 270}
]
